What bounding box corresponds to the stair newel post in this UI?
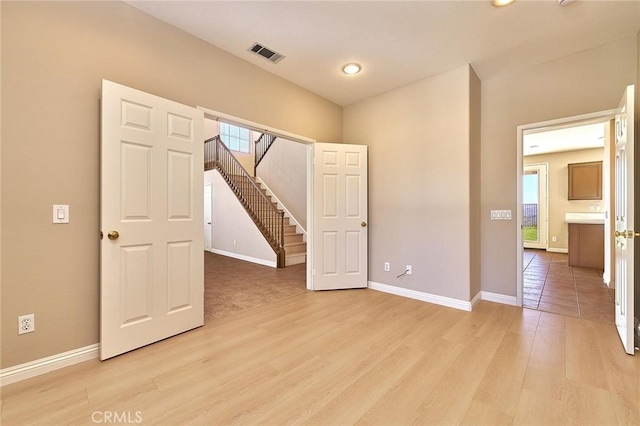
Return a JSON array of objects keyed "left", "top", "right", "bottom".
[
  {"left": 279, "top": 210, "right": 285, "bottom": 252},
  {"left": 278, "top": 210, "right": 285, "bottom": 268}
]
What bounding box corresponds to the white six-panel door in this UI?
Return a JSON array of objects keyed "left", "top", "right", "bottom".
[
  {"left": 101, "top": 80, "right": 204, "bottom": 360},
  {"left": 614, "top": 85, "right": 635, "bottom": 355},
  {"left": 313, "top": 143, "right": 368, "bottom": 290}
]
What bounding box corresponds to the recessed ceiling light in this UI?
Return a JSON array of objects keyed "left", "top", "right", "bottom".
[
  {"left": 492, "top": 0, "right": 515, "bottom": 6},
  {"left": 342, "top": 63, "right": 361, "bottom": 75}
]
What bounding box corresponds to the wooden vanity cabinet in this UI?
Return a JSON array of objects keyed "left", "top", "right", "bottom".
[
  {"left": 568, "top": 161, "right": 602, "bottom": 200},
  {"left": 568, "top": 223, "right": 604, "bottom": 269}
]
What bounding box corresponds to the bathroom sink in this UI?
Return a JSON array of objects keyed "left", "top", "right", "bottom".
[{"left": 564, "top": 212, "right": 606, "bottom": 224}]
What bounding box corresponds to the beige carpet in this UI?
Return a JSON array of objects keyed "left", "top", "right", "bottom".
[{"left": 204, "top": 251, "right": 307, "bottom": 321}]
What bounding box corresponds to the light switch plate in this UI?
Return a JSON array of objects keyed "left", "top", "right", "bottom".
[
  {"left": 52, "top": 204, "right": 69, "bottom": 224},
  {"left": 490, "top": 209, "right": 512, "bottom": 220}
]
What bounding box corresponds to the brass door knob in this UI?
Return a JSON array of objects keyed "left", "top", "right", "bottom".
[
  {"left": 361, "top": 222, "right": 367, "bottom": 227},
  {"left": 108, "top": 231, "right": 120, "bottom": 240},
  {"left": 615, "top": 230, "right": 640, "bottom": 238}
]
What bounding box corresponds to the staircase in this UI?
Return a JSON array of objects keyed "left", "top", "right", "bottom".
[
  {"left": 255, "top": 180, "right": 307, "bottom": 266},
  {"left": 204, "top": 135, "right": 306, "bottom": 268},
  {"left": 254, "top": 133, "right": 277, "bottom": 177}
]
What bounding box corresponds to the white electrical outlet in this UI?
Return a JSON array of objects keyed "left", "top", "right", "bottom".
[
  {"left": 384, "top": 262, "right": 390, "bottom": 272},
  {"left": 552, "top": 236, "right": 557, "bottom": 242},
  {"left": 18, "top": 314, "right": 35, "bottom": 334},
  {"left": 406, "top": 265, "right": 412, "bottom": 275}
]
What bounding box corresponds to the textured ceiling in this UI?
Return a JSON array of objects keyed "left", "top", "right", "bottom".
[{"left": 126, "top": 0, "right": 640, "bottom": 106}]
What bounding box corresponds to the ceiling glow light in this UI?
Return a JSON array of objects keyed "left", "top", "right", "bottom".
[
  {"left": 342, "top": 63, "right": 361, "bottom": 75},
  {"left": 492, "top": 0, "right": 515, "bottom": 6}
]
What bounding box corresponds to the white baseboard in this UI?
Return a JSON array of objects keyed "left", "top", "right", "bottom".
[
  {"left": 471, "top": 291, "right": 482, "bottom": 308},
  {"left": 368, "top": 281, "right": 473, "bottom": 311},
  {"left": 368, "top": 282, "right": 518, "bottom": 312},
  {"left": 208, "top": 249, "right": 276, "bottom": 268},
  {"left": 547, "top": 247, "right": 568, "bottom": 254},
  {"left": 480, "top": 291, "right": 518, "bottom": 306},
  {"left": 0, "top": 343, "right": 99, "bottom": 387}
]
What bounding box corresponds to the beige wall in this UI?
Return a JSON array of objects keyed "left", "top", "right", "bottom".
[
  {"left": 481, "top": 36, "right": 637, "bottom": 297},
  {"left": 524, "top": 148, "right": 605, "bottom": 251},
  {"left": 257, "top": 138, "right": 309, "bottom": 230},
  {"left": 1, "top": 1, "right": 342, "bottom": 368},
  {"left": 206, "top": 171, "right": 277, "bottom": 265},
  {"left": 344, "top": 64, "right": 475, "bottom": 302}
]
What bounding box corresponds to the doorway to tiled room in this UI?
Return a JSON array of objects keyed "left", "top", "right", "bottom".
[{"left": 523, "top": 249, "right": 614, "bottom": 323}]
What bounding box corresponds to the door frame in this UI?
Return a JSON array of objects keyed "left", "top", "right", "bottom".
[
  {"left": 204, "top": 183, "right": 212, "bottom": 251},
  {"left": 516, "top": 109, "right": 617, "bottom": 306},
  {"left": 197, "top": 107, "right": 317, "bottom": 290},
  {"left": 522, "top": 162, "right": 549, "bottom": 250}
]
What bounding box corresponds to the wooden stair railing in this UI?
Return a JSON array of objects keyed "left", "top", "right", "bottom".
[
  {"left": 204, "top": 135, "right": 286, "bottom": 268},
  {"left": 254, "top": 133, "right": 277, "bottom": 176}
]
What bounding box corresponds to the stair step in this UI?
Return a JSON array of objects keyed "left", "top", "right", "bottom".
[
  {"left": 284, "top": 233, "right": 303, "bottom": 244},
  {"left": 285, "top": 242, "right": 306, "bottom": 254},
  {"left": 285, "top": 252, "right": 306, "bottom": 267}
]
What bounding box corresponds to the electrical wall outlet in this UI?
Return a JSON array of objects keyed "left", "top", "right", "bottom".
[
  {"left": 18, "top": 314, "right": 35, "bottom": 334},
  {"left": 406, "top": 265, "right": 412, "bottom": 275},
  {"left": 552, "top": 236, "right": 557, "bottom": 242},
  {"left": 384, "top": 262, "right": 390, "bottom": 272}
]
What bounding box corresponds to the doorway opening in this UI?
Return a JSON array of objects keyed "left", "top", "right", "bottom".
[
  {"left": 199, "top": 110, "right": 315, "bottom": 321},
  {"left": 517, "top": 109, "right": 617, "bottom": 322}
]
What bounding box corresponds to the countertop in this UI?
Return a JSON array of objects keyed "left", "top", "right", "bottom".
[{"left": 564, "top": 212, "right": 606, "bottom": 224}]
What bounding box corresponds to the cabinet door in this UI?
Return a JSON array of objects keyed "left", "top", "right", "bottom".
[{"left": 568, "top": 161, "right": 602, "bottom": 200}]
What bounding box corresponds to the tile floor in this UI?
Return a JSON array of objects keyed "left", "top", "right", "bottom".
[
  {"left": 204, "top": 251, "right": 307, "bottom": 321},
  {"left": 523, "top": 249, "right": 615, "bottom": 323}
]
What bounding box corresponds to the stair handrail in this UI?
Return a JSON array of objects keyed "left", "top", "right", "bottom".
[
  {"left": 204, "top": 136, "right": 285, "bottom": 267},
  {"left": 254, "top": 133, "right": 277, "bottom": 176}
]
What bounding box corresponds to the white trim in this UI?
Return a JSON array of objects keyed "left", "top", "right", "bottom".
[
  {"left": 208, "top": 248, "right": 276, "bottom": 268},
  {"left": 523, "top": 162, "right": 549, "bottom": 250},
  {"left": 197, "top": 107, "right": 316, "bottom": 145},
  {"left": 471, "top": 292, "right": 482, "bottom": 308},
  {"left": 0, "top": 344, "right": 99, "bottom": 387},
  {"left": 602, "top": 272, "right": 612, "bottom": 287},
  {"left": 480, "top": 291, "right": 518, "bottom": 306},
  {"left": 547, "top": 247, "right": 568, "bottom": 254},
  {"left": 255, "top": 177, "right": 306, "bottom": 235},
  {"left": 368, "top": 281, "right": 473, "bottom": 311},
  {"left": 306, "top": 144, "right": 314, "bottom": 290}
]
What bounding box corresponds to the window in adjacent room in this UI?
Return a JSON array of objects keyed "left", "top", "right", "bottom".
[{"left": 219, "top": 122, "right": 251, "bottom": 154}]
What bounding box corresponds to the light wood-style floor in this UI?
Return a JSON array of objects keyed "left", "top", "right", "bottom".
[{"left": 2, "top": 281, "right": 639, "bottom": 424}]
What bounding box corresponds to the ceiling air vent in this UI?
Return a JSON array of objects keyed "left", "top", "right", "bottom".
[{"left": 249, "top": 42, "right": 285, "bottom": 64}]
